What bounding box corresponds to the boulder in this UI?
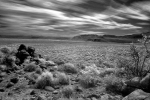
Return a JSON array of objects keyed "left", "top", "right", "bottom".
[
  {"left": 122, "top": 89, "right": 150, "bottom": 100},
  {"left": 16, "top": 50, "right": 30, "bottom": 64},
  {"left": 100, "top": 94, "right": 122, "bottom": 100},
  {"left": 125, "top": 77, "right": 141, "bottom": 88},
  {"left": 121, "top": 85, "right": 136, "bottom": 96},
  {"left": 17, "top": 44, "right": 27, "bottom": 51},
  {"left": 27, "top": 46, "right": 35, "bottom": 57},
  {"left": 140, "top": 73, "right": 150, "bottom": 90}
]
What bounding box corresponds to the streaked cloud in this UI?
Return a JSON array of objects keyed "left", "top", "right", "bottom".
[
  {"left": 0, "top": 0, "right": 149, "bottom": 37},
  {"left": 116, "top": 7, "right": 150, "bottom": 20}
]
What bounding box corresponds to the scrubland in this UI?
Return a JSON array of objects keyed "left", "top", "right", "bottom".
[{"left": 0, "top": 38, "right": 150, "bottom": 100}]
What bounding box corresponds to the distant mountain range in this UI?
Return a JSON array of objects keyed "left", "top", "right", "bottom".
[
  {"left": 0, "top": 34, "right": 70, "bottom": 40},
  {"left": 0, "top": 32, "right": 150, "bottom": 43},
  {"left": 71, "top": 32, "right": 150, "bottom": 43}
]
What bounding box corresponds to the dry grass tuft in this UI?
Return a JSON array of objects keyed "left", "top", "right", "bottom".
[
  {"left": 54, "top": 71, "right": 70, "bottom": 85},
  {"left": 35, "top": 70, "right": 54, "bottom": 89},
  {"left": 79, "top": 74, "right": 99, "bottom": 88}
]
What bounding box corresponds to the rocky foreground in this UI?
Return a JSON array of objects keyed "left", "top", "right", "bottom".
[{"left": 0, "top": 44, "right": 150, "bottom": 100}]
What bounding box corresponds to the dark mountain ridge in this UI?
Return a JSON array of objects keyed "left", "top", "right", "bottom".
[{"left": 72, "top": 32, "right": 150, "bottom": 43}]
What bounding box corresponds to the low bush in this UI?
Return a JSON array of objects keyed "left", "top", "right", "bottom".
[
  {"left": 24, "top": 63, "right": 37, "bottom": 72},
  {"left": 62, "top": 63, "right": 78, "bottom": 74},
  {"left": 99, "top": 68, "right": 120, "bottom": 77},
  {"left": 0, "top": 46, "right": 12, "bottom": 55},
  {"left": 103, "top": 74, "right": 124, "bottom": 94},
  {"left": 79, "top": 74, "right": 99, "bottom": 88},
  {"left": 54, "top": 71, "right": 69, "bottom": 85},
  {"left": 61, "top": 86, "right": 74, "bottom": 98},
  {"left": 3, "top": 55, "right": 16, "bottom": 67}
]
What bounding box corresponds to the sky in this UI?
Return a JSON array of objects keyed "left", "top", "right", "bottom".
[{"left": 0, "top": 0, "right": 150, "bottom": 37}]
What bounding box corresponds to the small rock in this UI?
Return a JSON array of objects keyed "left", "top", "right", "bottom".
[
  {"left": 39, "top": 64, "right": 46, "bottom": 69},
  {"left": 78, "top": 98, "right": 85, "bottom": 100},
  {"left": 0, "top": 88, "right": 4, "bottom": 92},
  {"left": 6, "top": 82, "right": 14, "bottom": 88},
  {"left": 85, "top": 98, "right": 90, "bottom": 100},
  {"left": 0, "top": 72, "right": 7, "bottom": 77},
  {"left": 38, "top": 58, "right": 46, "bottom": 65},
  {"left": 87, "top": 94, "right": 100, "bottom": 99},
  {"left": 30, "top": 97, "right": 36, "bottom": 100},
  {"left": 45, "top": 86, "right": 54, "bottom": 92},
  {"left": 53, "top": 86, "right": 60, "bottom": 89},
  {"left": 91, "top": 97, "right": 97, "bottom": 100},
  {"left": 53, "top": 90, "right": 58, "bottom": 94},
  {"left": 0, "top": 78, "right": 3, "bottom": 82},
  {"left": 75, "top": 86, "right": 83, "bottom": 92},
  {"left": 30, "top": 90, "right": 36, "bottom": 95},
  {"left": 0, "top": 65, "right": 7, "bottom": 71},
  {"left": 10, "top": 78, "right": 18, "bottom": 84},
  {"left": 46, "top": 61, "right": 55, "bottom": 66},
  {"left": 36, "top": 95, "right": 46, "bottom": 100},
  {"left": 53, "top": 66, "right": 58, "bottom": 71}
]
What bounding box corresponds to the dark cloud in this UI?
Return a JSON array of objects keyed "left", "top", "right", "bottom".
[
  {"left": 77, "top": 0, "right": 110, "bottom": 12},
  {"left": 114, "top": 0, "right": 149, "bottom": 5}
]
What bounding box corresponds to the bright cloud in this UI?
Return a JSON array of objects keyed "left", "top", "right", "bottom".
[{"left": 116, "top": 6, "right": 150, "bottom": 20}]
